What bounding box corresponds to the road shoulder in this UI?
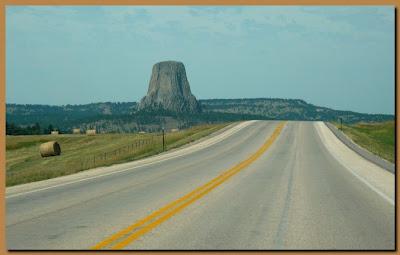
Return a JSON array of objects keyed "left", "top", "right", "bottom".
[
  {"left": 315, "top": 122, "right": 394, "bottom": 205},
  {"left": 324, "top": 122, "right": 394, "bottom": 173}
]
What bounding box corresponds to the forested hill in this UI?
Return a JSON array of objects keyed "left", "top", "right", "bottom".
[
  {"left": 199, "top": 98, "right": 393, "bottom": 123},
  {"left": 6, "top": 98, "right": 393, "bottom": 134}
]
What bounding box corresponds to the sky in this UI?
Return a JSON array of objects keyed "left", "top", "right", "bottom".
[{"left": 6, "top": 6, "right": 394, "bottom": 114}]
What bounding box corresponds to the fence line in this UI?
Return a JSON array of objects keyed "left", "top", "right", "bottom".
[{"left": 74, "top": 135, "right": 162, "bottom": 171}]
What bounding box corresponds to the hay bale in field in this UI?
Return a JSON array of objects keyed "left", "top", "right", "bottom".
[
  {"left": 39, "top": 141, "right": 61, "bottom": 157},
  {"left": 72, "top": 128, "right": 81, "bottom": 134},
  {"left": 51, "top": 131, "right": 59, "bottom": 135},
  {"left": 86, "top": 129, "right": 96, "bottom": 136}
]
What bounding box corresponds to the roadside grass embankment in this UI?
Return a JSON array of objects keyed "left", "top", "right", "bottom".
[
  {"left": 6, "top": 123, "right": 230, "bottom": 187},
  {"left": 332, "top": 121, "right": 394, "bottom": 163}
]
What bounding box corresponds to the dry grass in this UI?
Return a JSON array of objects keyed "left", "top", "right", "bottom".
[
  {"left": 6, "top": 123, "right": 230, "bottom": 186},
  {"left": 332, "top": 121, "right": 395, "bottom": 163}
]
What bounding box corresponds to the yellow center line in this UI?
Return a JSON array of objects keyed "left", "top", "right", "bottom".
[
  {"left": 91, "top": 121, "right": 286, "bottom": 250},
  {"left": 91, "top": 155, "right": 244, "bottom": 249}
]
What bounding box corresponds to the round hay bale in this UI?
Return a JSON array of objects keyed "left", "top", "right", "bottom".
[
  {"left": 39, "top": 141, "right": 61, "bottom": 157},
  {"left": 86, "top": 129, "right": 96, "bottom": 136},
  {"left": 72, "top": 128, "right": 81, "bottom": 134}
]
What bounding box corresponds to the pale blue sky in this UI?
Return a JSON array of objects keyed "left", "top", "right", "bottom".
[{"left": 6, "top": 6, "right": 394, "bottom": 114}]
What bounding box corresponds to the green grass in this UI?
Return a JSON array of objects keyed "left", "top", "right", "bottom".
[
  {"left": 6, "top": 123, "right": 230, "bottom": 187},
  {"left": 332, "top": 121, "right": 395, "bottom": 163}
]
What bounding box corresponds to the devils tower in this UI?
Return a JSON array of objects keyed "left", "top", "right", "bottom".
[{"left": 138, "top": 61, "right": 201, "bottom": 114}]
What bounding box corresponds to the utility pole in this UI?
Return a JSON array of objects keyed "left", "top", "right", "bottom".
[{"left": 162, "top": 127, "right": 165, "bottom": 152}]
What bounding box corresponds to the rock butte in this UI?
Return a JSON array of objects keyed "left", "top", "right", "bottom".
[{"left": 138, "top": 61, "right": 201, "bottom": 114}]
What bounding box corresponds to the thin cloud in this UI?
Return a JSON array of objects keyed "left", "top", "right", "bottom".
[{"left": 7, "top": 6, "right": 393, "bottom": 43}]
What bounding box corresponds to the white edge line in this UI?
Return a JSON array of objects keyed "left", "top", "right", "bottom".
[
  {"left": 343, "top": 164, "right": 395, "bottom": 206},
  {"left": 315, "top": 122, "right": 394, "bottom": 206},
  {"left": 6, "top": 120, "right": 258, "bottom": 199}
]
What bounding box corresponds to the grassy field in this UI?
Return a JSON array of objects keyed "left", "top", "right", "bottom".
[
  {"left": 332, "top": 121, "right": 395, "bottom": 163},
  {"left": 6, "top": 123, "right": 230, "bottom": 187}
]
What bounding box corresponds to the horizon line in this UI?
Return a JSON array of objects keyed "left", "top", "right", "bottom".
[{"left": 5, "top": 98, "right": 395, "bottom": 116}]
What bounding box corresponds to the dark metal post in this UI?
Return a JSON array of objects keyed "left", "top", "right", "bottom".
[
  {"left": 340, "top": 117, "right": 343, "bottom": 131},
  {"left": 162, "top": 127, "right": 165, "bottom": 151}
]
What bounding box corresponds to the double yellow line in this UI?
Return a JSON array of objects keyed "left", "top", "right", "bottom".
[{"left": 91, "top": 122, "right": 286, "bottom": 250}]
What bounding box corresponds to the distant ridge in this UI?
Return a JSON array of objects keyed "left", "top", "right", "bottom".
[
  {"left": 199, "top": 98, "right": 393, "bottom": 122},
  {"left": 6, "top": 98, "right": 393, "bottom": 133}
]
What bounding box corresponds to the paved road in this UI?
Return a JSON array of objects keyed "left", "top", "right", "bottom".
[{"left": 6, "top": 121, "right": 395, "bottom": 250}]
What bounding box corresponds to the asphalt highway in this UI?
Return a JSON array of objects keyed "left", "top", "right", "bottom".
[{"left": 6, "top": 121, "right": 395, "bottom": 250}]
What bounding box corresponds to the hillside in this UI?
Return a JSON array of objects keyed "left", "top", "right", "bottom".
[
  {"left": 332, "top": 121, "right": 395, "bottom": 163},
  {"left": 6, "top": 98, "right": 393, "bottom": 134},
  {"left": 6, "top": 123, "right": 228, "bottom": 186}
]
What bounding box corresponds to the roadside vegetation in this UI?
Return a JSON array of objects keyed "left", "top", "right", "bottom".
[
  {"left": 332, "top": 121, "right": 395, "bottom": 163},
  {"left": 6, "top": 123, "right": 230, "bottom": 187}
]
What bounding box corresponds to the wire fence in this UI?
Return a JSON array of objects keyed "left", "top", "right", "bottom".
[{"left": 72, "top": 135, "right": 164, "bottom": 171}]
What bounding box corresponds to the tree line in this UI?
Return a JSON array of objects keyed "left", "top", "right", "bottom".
[{"left": 6, "top": 122, "right": 60, "bottom": 135}]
